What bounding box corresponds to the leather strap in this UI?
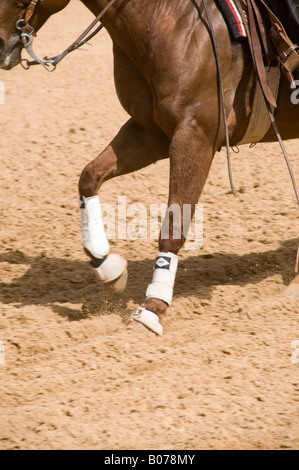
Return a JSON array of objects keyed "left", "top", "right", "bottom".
[
  {"left": 269, "top": 23, "right": 299, "bottom": 72},
  {"left": 258, "top": 0, "right": 299, "bottom": 74},
  {"left": 24, "top": 0, "right": 43, "bottom": 25},
  {"left": 246, "top": 0, "right": 277, "bottom": 108}
]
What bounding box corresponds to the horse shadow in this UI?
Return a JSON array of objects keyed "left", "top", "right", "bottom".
[{"left": 0, "top": 238, "right": 297, "bottom": 321}]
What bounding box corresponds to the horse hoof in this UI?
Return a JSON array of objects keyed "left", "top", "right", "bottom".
[
  {"left": 283, "top": 274, "right": 299, "bottom": 298},
  {"left": 129, "top": 307, "right": 163, "bottom": 336},
  {"left": 103, "top": 268, "right": 128, "bottom": 295}
]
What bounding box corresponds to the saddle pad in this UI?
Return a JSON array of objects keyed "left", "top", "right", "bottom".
[
  {"left": 237, "top": 66, "right": 281, "bottom": 145},
  {"left": 216, "top": 0, "right": 247, "bottom": 39}
]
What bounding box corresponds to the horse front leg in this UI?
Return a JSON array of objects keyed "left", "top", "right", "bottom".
[
  {"left": 131, "top": 125, "right": 214, "bottom": 335},
  {"left": 78, "top": 118, "right": 169, "bottom": 294}
]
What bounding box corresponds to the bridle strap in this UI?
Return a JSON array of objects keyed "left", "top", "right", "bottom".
[
  {"left": 24, "top": 0, "right": 43, "bottom": 26},
  {"left": 19, "top": 0, "right": 44, "bottom": 36}
]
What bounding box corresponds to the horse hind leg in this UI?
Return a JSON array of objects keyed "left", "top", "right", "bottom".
[
  {"left": 78, "top": 117, "right": 170, "bottom": 295},
  {"left": 130, "top": 125, "right": 214, "bottom": 335}
]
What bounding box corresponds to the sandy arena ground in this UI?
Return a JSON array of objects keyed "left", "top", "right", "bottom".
[{"left": 0, "top": 0, "right": 299, "bottom": 450}]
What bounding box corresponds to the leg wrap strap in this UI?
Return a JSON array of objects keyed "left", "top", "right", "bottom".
[
  {"left": 146, "top": 252, "right": 178, "bottom": 306},
  {"left": 80, "top": 195, "right": 110, "bottom": 259}
]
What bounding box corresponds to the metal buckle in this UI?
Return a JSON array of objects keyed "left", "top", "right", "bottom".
[{"left": 278, "top": 45, "right": 299, "bottom": 64}]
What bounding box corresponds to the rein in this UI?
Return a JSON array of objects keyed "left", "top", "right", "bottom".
[
  {"left": 16, "top": 0, "right": 118, "bottom": 71},
  {"left": 201, "top": 0, "right": 236, "bottom": 195}
]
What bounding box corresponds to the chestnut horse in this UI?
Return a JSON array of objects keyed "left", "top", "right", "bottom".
[{"left": 0, "top": 0, "right": 298, "bottom": 335}]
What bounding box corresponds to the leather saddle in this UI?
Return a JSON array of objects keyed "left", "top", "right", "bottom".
[{"left": 236, "top": 0, "right": 299, "bottom": 108}]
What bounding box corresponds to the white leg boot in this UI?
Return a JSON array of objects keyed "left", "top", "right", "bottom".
[{"left": 80, "top": 195, "right": 128, "bottom": 293}]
